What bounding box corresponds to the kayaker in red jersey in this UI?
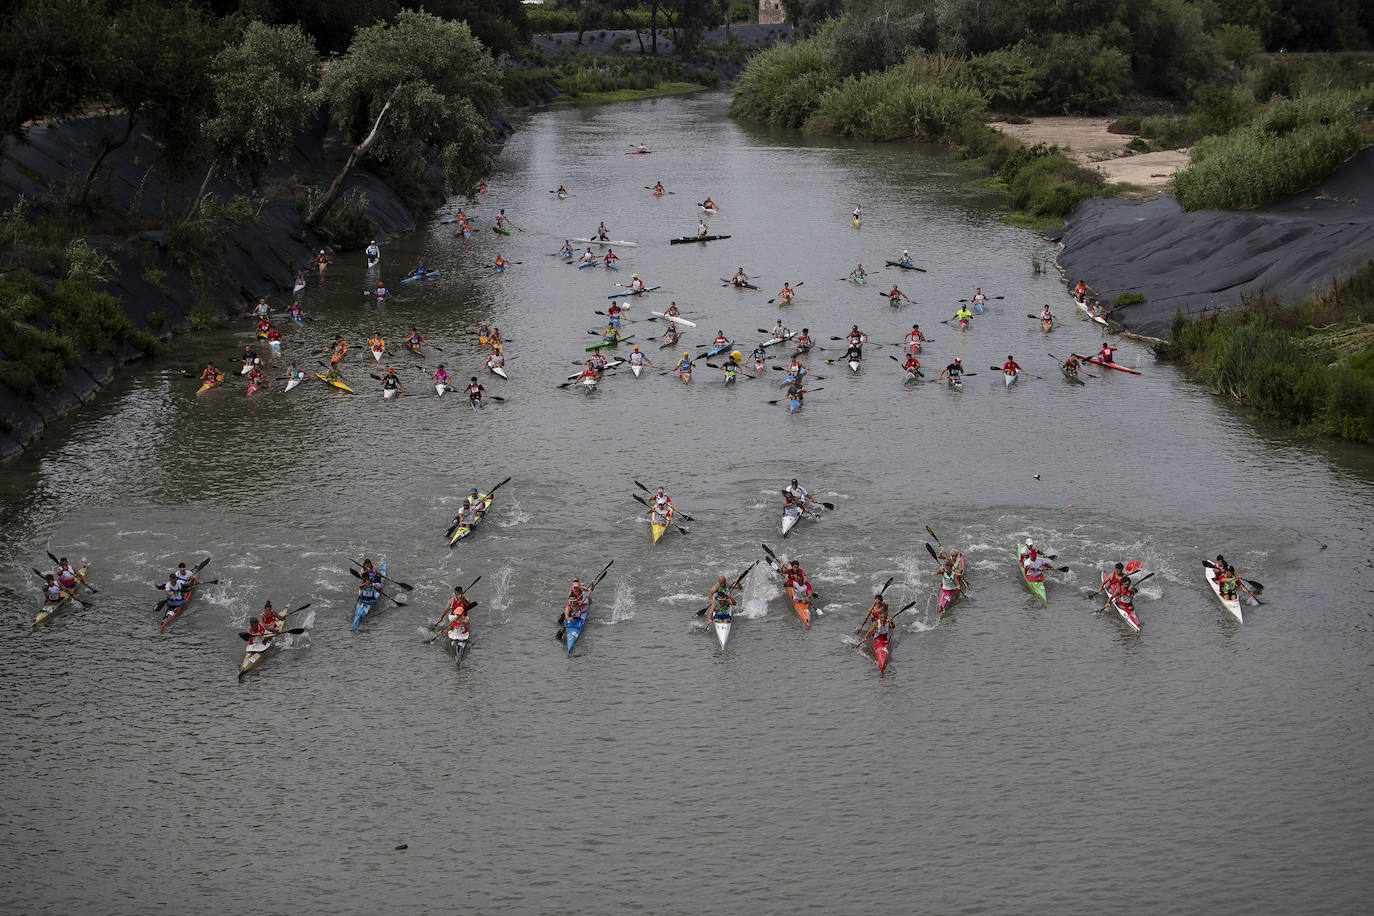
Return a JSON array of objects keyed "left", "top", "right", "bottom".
[
  {"left": 603, "top": 248, "right": 618, "bottom": 267},
  {"left": 887, "top": 283, "right": 910, "bottom": 304},
  {"left": 442, "top": 586, "right": 471, "bottom": 626},
  {"left": 652, "top": 181, "right": 664, "bottom": 194},
  {"left": 315, "top": 249, "right": 329, "bottom": 268},
  {"left": 1074, "top": 280, "right": 1094, "bottom": 301},
  {"left": 859, "top": 594, "right": 888, "bottom": 631},
  {"left": 902, "top": 353, "right": 922, "bottom": 377},
  {"left": 201, "top": 364, "right": 222, "bottom": 384},
  {"left": 794, "top": 328, "right": 814, "bottom": 352},
  {"left": 1061, "top": 354, "right": 1082, "bottom": 376},
  {"left": 783, "top": 561, "right": 813, "bottom": 599},
  {"left": 258, "top": 601, "right": 284, "bottom": 633},
  {"left": 1003, "top": 355, "right": 1024, "bottom": 376},
  {"left": 1098, "top": 563, "right": 1130, "bottom": 597},
  {"left": 860, "top": 609, "right": 892, "bottom": 648},
  {"left": 1097, "top": 343, "right": 1117, "bottom": 364},
  {"left": 846, "top": 325, "right": 868, "bottom": 359}
]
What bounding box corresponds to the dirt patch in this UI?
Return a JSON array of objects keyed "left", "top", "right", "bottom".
[{"left": 989, "top": 116, "right": 1188, "bottom": 191}]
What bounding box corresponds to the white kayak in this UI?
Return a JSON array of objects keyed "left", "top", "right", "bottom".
[
  {"left": 583, "top": 376, "right": 597, "bottom": 394},
  {"left": 1004, "top": 370, "right": 1018, "bottom": 387},
  {"left": 284, "top": 377, "right": 302, "bottom": 392},
  {"left": 371, "top": 346, "right": 384, "bottom": 362},
  {"left": 714, "top": 616, "right": 731, "bottom": 649},
  {"left": 1205, "top": 565, "right": 1243, "bottom": 623},
  {"left": 848, "top": 360, "right": 861, "bottom": 373},
  {"left": 383, "top": 387, "right": 399, "bottom": 400},
  {"left": 436, "top": 383, "right": 448, "bottom": 396},
  {"left": 269, "top": 339, "right": 282, "bottom": 356},
  {"left": 631, "top": 363, "right": 643, "bottom": 378},
  {"left": 763, "top": 331, "right": 796, "bottom": 348},
  {"left": 488, "top": 364, "right": 508, "bottom": 379},
  {"left": 572, "top": 237, "right": 638, "bottom": 248},
  {"left": 782, "top": 512, "right": 801, "bottom": 536},
  {"left": 651, "top": 311, "right": 696, "bottom": 328},
  {"left": 240, "top": 362, "right": 253, "bottom": 376}
]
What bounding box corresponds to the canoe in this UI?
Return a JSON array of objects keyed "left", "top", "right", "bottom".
[
  {"left": 292, "top": 278, "right": 306, "bottom": 293},
  {"left": 1018, "top": 546, "right": 1047, "bottom": 605},
  {"left": 587, "top": 334, "right": 633, "bottom": 352},
  {"left": 238, "top": 629, "right": 283, "bottom": 678},
  {"left": 1073, "top": 352, "right": 1141, "bottom": 374},
  {"left": 1103, "top": 571, "right": 1141, "bottom": 633},
  {"left": 884, "top": 261, "right": 926, "bottom": 272},
  {"left": 626, "top": 150, "right": 653, "bottom": 154},
  {"left": 872, "top": 633, "right": 890, "bottom": 675},
  {"left": 32, "top": 565, "right": 88, "bottom": 630},
  {"left": 670, "top": 235, "right": 731, "bottom": 244},
  {"left": 650, "top": 311, "right": 696, "bottom": 327},
  {"left": 713, "top": 613, "right": 731, "bottom": 649},
  {"left": 314, "top": 373, "right": 354, "bottom": 393},
  {"left": 1205, "top": 565, "right": 1243, "bottom": 623},
  {"left": 1074, "top": 297, "right": 1110, "bottom": 326},
  {"left": 401, "top": 269, "right": 440, "bottom": 283},
  {"left": 159, "top": 557, "right": 212, "bottom": 630},
  {"left": 492, "top": 226, "right": 511, "bottom": 236},
  {"left": 572, "top": 238, "right": 639, "bottom": 248},
  {"left": 608, "top": 285, "right": 661, "bottom": 299},
  {"left": 1004, "top": 370, "right": 1018, "bottom": 387},
  {"left": 449, "top": 494, "right": 494, "bottom": 545},
  {"left": 351, "top": 563, "right": 385, "bottom": 631}
]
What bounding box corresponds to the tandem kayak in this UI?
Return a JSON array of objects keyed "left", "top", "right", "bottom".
[
  {"left": 1017, "top": 546, "right": 1047, "bottom": 605},
  {"left": 159, "top": 557, "right": 212, "bottom": 630},
  {"left": 351, "top": 563, "right": 385, "bottom": 631},
  {"left": 1205, "top": 564, "right": 1243, "bottom": 623},
  {"left": 32, "top": 565, "right": 89, "bottom": 630},
  {"left": 670, "top": 234, "right": 731, "bottom": 244},
  {"left": 238, "top": 630, "right": 282, "bottom": 678},
  {"left": 782, "top": 510, "right": 803, "bottom": 537},
  {"left": 449, "top": 494, "right": 493, "bottom": 545},
  {"left": 713, "top": 612, "right": 731, "bottom": 649},
  {"left": 871, "top": 633, "right": 890, "bottom": 675},
  {"left": 762, "top": 544, "right": 811, "bottom": 628},
  {"left": 1102, "top": 571, "right": 1141, "bottom": 633}
]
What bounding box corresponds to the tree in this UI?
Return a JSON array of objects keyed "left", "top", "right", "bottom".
[
  {"left": 309, "top": 10, "right": 501, "bottom": 226},
  {"left": 0, "top": 0, "right": 105, "bottom": 158},
  {"left": 781, "top": 0, "right": 846, "bottom": 36},
  {"left": 184, "top": 21, "right": 318, "bottom": 223}
]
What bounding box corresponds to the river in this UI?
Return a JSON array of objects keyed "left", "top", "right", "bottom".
[{"left": 2, "top": 91, "right": 1372, "bottom": 914}]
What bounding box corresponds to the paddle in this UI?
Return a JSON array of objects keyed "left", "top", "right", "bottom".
[
  {"left": 1093, "top": 572, "right": 1156, "bottom": 614},
  {"left": 958, "top": 296, "right": 1005, "bottom": 301},
  {"left": 631, "top": 494, "right": 691, "bottom": 533},
  {"left": 761, "top": 543, "right": 822, "bottom": 603},
  {"left": 856, "top": 600, "right": 919, "bottom": 647},
  {"left": 45, "top": 551, "right": 99, "bottom": 593},
  {"left": 236, "top": 602, "right": 312, "bottom": 638},
  {"left": 485, "top": 261, "right": 522, "bottom": 267},
  {"left": 426, "top": 576, "right": 483, "bottom": 642},
  {"left": 925, "top": 532, "right": 971, "bottom": 595},
  {"left": 851, "top": 576, "right": 897, "bottom": 632},
  {"left": 696, "top": 561, "right": 759, "bottom": 616},
  {"left": 766, "top": 281, "right": 804, "bottom": 304},
  {"left": 633, "top": 481, "right": 696, "bottom": 520},
  {"left": 557, "top": 560, "right": 615, "bottom": 639},
  {"left": 348, "top": 562, "right": 414, "bottom": 591},
  {"left": 1202, "top": 560, "right": 1263, "bottom": 594},
  {"left": 31, "top": 568, "right": 95, "bottom": 607},
  {"left": 240, "top": 627, "right": 307, "bottom": 640},
  {"left": 767, "top": 388, "right": 821, "bottom": 405}
]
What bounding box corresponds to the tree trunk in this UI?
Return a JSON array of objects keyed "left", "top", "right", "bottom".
[
  {"left": 650, "top": 2, "right": 658, "bottom": 55},
  {"left": 305, "top": 84, "right": 401, "bottom": 228},
  {"left": 79, "top": 108, "right": 139, "bottom": 207},
  {"left": 178, "top": 160, "right": 217, "bottom": 231}
]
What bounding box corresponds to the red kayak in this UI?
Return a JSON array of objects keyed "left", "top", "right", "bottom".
[
  {"left": 1073, "top": 352, "right": 1141, "bottom": 374},
  {"left": 872, "top": 633, "right": 890, "bottom": 676}
]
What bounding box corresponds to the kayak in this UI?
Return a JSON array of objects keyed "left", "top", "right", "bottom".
[
  {"left": 722, "top": 278, "right": 758, "bottom": 290},
  {"left": 1103, "top": 571, "right": 1141, "bottom": 633},
  {"left": 782, "top": 511, "right": 803, "bottom": 537},
  {"left": 572, "top": 238, "right": 639, "bottom": 248},
  {"left": 848, "top": 360, "right": 861, "bottom": 373},
  {"left": 630, "top": 363, "right": 643, "bottom": 378},
  {"left": 1205, "top": 564, "right": 1243, "bottom": 623},
  {"left": 699, "top": 206, "right": 716, "bottom": 215},
  {"left": 587, "top": 334, "right": 633, "bottom": 352},
  {"left": 788, "top": 397, "right": 802, "bottom": 413},
  {"left": 371, "top": 345, "right": 385, "bottom": 362},
  {"left": 314, "top": 373, "right": 354, "bottom": 393},
  {"left": 650, "top": 311, "right": 696, "bottom": 328},
  {"left": 401, "top": 269, "right": 440, "bottom": 283},
  {"left": 351, "top": 563, "right": 385, "bottom": 631},
  {"left": 948, "top": 376, "right": 963, "bottom": 392},
  {"left": 564, "top": 606, "right": 589, "bottom": 654},
  {"left": 872, "top": 632, "right": 890, "bottom": 675},
  {"left": 1073, "top": 352, "right": 1141, "bottom": 374},
  {"left": 492, "top": 226, "right": 511, "bottom": 236},
  {"left": 1017, "top": 546, "right": 1047, "bottom": 605},
  {"left": 283, "top": 376, "right": 303, "bottom": 392},
  {"left": 650, "top": 509, "right": 671, "bottom": 545},
  {"left": 1004, "top": 370, "right": 1018, "bottom": 387},
  {"left": 32, "top": 565, "right": 88, "bottom": 630},
  {"left": 268, "top": 339, "right": 282, "bottom": 356},
  {"left": 435, "top": 382, "right": 448, "bottom": 396},
  {"left": 159, "top": 557, "right": 212, "bottom": 630},
  {"left": 382, "top": 387, "right": 399, "bottom": 401},
  {"left": 608, "top": 285, "right": 660, "bottom": 299},
  {"left": 884, "top": 261, "right": 926, "bottom": 272},
  {"left": 704, "top": 340, "right": 733, "bottom": 358},
  {"left": 713, "top": 612, "right": 731, "bottom": 649},
  {"left": 1074, "top": 296, "right": 1110, "bottom": 326},
  {"left": 245, "top": 381, "right": 262, "bottom": 398},
  {"left": 449, "top": 493, "right": 494, "bottom": 545},
  {"left": 488, "top": 364, "right": 508, "bottom": 379},
  {"left": 1061, "top": 365, "right": 1085, "bottom": 385},
  {"left": 670, "top": 235, "right": 731, "bottom": 244},
  {"left": 293, "top": 278, "right": 306, "bottom": 293},
  {"left": 937, "top": 585, "right": 959, "bottom": 616},
  {"left": 763, "top": 330, "right": 795, "bottom": 348},
  {"left": 238, "top": 628, "right": 284, "bottom": 678},
  {"left": 443, "top": 626, "right": 471, "bottom": 669},
  {"left": 196, "top": 375, "right": 223, "bottom": 395}
]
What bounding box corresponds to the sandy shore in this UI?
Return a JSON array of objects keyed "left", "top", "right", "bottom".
[{"left": 989, "top": 116, "right": 1189, "bottom": 191}]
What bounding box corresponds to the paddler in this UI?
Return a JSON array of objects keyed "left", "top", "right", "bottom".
[
  {"left": 848, "top": 263, "right": 866, "bottom": 281},
  {"left": 842, "top": 342, "right": 863, "bottom": 366},
  {"left": 453, "top": 216, "right": 470, "bottom": 237},
  {"left": 255, "top": 317, "right": 272, "bottom": 339},
  {"left": 292, "top": 270, "right": 305, "bottom": 289},
  {"left": 603, "top": 248, "right": 619, "bottom": 268},
  {"left": 246, "top": 363, "right": 269, "bottom": 392},
  {"left": 794, "top": 329, "right": 815, "bottom": 352},
  {"left": 708, "top": 575, "right": 736, "bottom": 621},
  {"left": 769, "top": 320, "right": 789, "bottom": 341},
  {"left": 749, "top": 344, "right": 768, "bottom": 373},
  {"left": 783, "top": 355, "right": 807, "bottom": 383},
  {"left": 783, "top": 560, "right": 813, "bottom": 599},
  {"left": 628, "top": 344, "right": 652, "bottom": 371},
  {"left": 359, "top": 559, "right": 384, "bottom": 586},
  {"left": 492, "top": 254, "right": 508, "bottom": 272},
  {"left": 702, "top": 196, "right": 716, "bottom": 210},
  {"left": 488, "top": 328, "right": 505, "bottom": 352},
  {"left": 776, "top": 282, "right": 794, "bottom": 305},
  {"left": 253, "top": 298, "right": 270, "bottom": 320},
  {"left": 659, "top": 322, "right": 680, "bottom": 349},
  {"left": 859, "top": 593, "right": 889, "bottom": 631},
  {"left": 886, "top": 283, "right": 910, "bottom": 304},
  {"left": 55, "top": 558, "right": 92, "bottom": 592},
  {"left": 380, "top": 367, "right": 405, "bottom": 398},
  {"left": 785, "top": 379, "right": 806, "bottom": 408},
  {"left": 451, "top": 489, "right": 482, "bottom": 530},
  {"left": 785, "top": 478, "right": 822, "bottom": 512},
  {"left": 257, "top": 601, "right": 285, "bottom": 634},
  {"left": 161, "top": 572, "right": 187, "bottom": 617},
  {"left": 902, "top": 353, "right": 922, "bottom": 379},
  {"left": 711, "top": 330, "right": 730, "bottom": 350},
  {"left": 897, "top": 249, "right": 914, "bottom": 267},
  {"left": 1073, "top": 280, "right": 1094, "bottom": 302},
  {"left": 374, "top": 281, "right": 388, "bottom": 298},
  {"left": 355, "top": 576, "right": 381, "bottom": 612},
  {"left": 200, "top": 364, "right": 223, "bottom": 386},
  {"left": 952, "top": 305, "right": 974, "bottom": 327},
  {"left": 1097, "top": 342, "right": 1117, "bottom": 364},
  {"left": 596, "top": 221, "right": 610, "bottom": 240},
  {"left": 600, "top": 324, "right": 621, "bottom": 345},
  {"left": 722, "top": 354, "right": 740, "bottom": 383},
  {"left": 606, "top": 302, "right": 625, "bottom": 328},
  {"left": 577, "top": 362, "right": 599, "bottom": 389},
  {"left": 264, "top": 326, "right": 282, "bottom": 350},
  {"left": 651, "top": 487, "right": 674, "bottom": 511},
  {"left": 171, "top": 561, "right": 200, "bottom": 592},
  {"left": 366, "top": 240, "right": 380, "bottom": 263},
  {"left": 495, "top": 210, "right": 510, "bottom": 233},
  {"left": 852, "top": 204, "right": 862, "bottom": 223},
  {"left": 1061, "top": 354, "right": 1082, "bottom": 378},
  {"left": 322, "top": 363, "right": 347, "bottom": 385},
  {"left": 1002, "top": 355, "right": 1024, "bottom": 379},
  {"left": 846, "top": 325, "right": 868, "bottom": 359},
  {"left": 330, "top": 336, "right": 349, "bottom": 365},
  {"left": 1039, "top": 304, "right": 1061, "bottom": 329},
  {"left": 1021, "top": 545, "right": 1050, "bottom": 581},
  {"left": 652, "top": 181, "right": 664, "bottom": 194},
  {"left": 940, "top": 547, "right": 967, "bottom": 588},
  {"left": 647, "top": 499, "right": 674, "bottom": 529},
  {"left": 589, "top": 352, "right": 609, "bottom": 376},
  {"left": 675, "top": 351, "right": 695, "bottom": 381},
  {"left": 287, "top": 300, "right": 303, "bottom": 322},
  {"left": 559, "top": 240, "right": 574, "bottom": 258},
  {"left": 442, "top": 585, "right": 472, "bottom": 628},
  {"left": 315, "top": 249, "right": 329, "bottom": 269},
  {"left": 629, "top": 274, "right": 645, "bottom": 293},
  {"left": 937, "top": 561, "right": 960, "bottom": 613},
  {"left": 368, "top": 333, "right": 386, "bottom": 357},
  {"left": 663, "top": 301, "right": 682, "bottom": 319},
  {"left": 476, "top": 323, "right": 492, "bottom": 343},
  {"left": 286, "top": 362, "right": 306, "bottom": 386},
  {"left": 41, "top": 574, "right": 64, "bottom": 607},
  {"left": 937, "top": 358, "right": 965, "bottom": 385},
  {"left": 433, "top": 364, "right": 449, "bottom": 390},
  {"left": 1098, "top": 562, "right": 1131, "bottom": 598},
  {"left": 782, "top": 489, "right": 804, "bottom": 524},
  {"left": 696, "top": 219, "right": 710, "bottom": 238},
  {"left": 238, "top": 344, "right": 256, "bottom": 366},
  {"left": 860, "top": 610, "right": 893, "bottom": 650},
  {"left": 464, "top": 376, "right": 486, "bottom": 407},
  {"left": 731, "top": 267, "right": 750, "bottom": 287},
  {"left": 970, "top": 288, "right": 988, "bottom": 311},
  {"left": 486, "top": 351, "right": 505, "bottom": 373},
  {"left": 405, "top": 329, "right": 428, "bottom": 353},
  {"left": 556, "top": 185, "right": 568, "bottom": 197},
  {"left": 579, "top": 247, "right": 596, "bottom": 265},
  {"left": 563, "top": 579, "right": 588, "bottom": 624}
]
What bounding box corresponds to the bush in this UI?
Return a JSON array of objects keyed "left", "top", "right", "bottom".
[
  {"left": 802, "top": 60, "right": 985, "bottom": 140},
  {"left": 1253, "top": 61, "right": 1298, "bottom": 103},
  {"left": 1006, "top": 152, "right": 1107, "bottom": 219},
  {"left": 1212, "top": 24, "right": 1263, "bottom": 67},
  {"left": 1189, "top": 85, "right": 1254, "bottom": 136},
  {"left": 728, "top": 34, "right": 835, "bottom": 127},
  {"left": 313, "top": 190, "right": 373, "bottom": 250},
  {"left": 968, "top": 46, "right": 1040, "bottom": 112},
  {"left": 1113, "top": 292, "right": 1146, "bottom": 307}
]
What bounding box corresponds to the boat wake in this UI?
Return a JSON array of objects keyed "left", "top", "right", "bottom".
[
  {"left": 498, "top": 497, "right": 533, "bottom": 527},
  {"left": 607, "top": 580, "right": 636, "bottom": 622}
]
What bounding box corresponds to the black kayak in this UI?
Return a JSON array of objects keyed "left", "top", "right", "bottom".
[
  {"left": 885, "top": 260, "right": 927, "bottom": 272},
  {"left": 671, "top": 235, "right": 731, "bottom": 245}
]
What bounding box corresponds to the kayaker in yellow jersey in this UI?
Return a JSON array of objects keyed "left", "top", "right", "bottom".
[
  {"left": 859, "top": 594, "right": 888, "bottom": 631},
  {"left": 488, "top": 328, "right": 504, "bottom": 352},
  {"left": 952, "top": 306, "right": 974, "bottom": 326},
  {"left": 601, "top": 324, "right": 620, "bottom": 345},
  {"left": 776, "top": 282, "right": 794, "bottom": 305},
  {"left": 676, "top": 352, "right": 695, "bottom": 381}
]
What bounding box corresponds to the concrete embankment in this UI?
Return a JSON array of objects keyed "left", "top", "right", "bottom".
[{"left": 1053, "top": 146, "right": 1374, "bottom": 339}]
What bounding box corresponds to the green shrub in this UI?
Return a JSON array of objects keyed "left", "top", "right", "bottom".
[
  {"left": 1253, "top": 60, "right": 1298, "bottom": 102},
  {"left": 1189, "top": 85, "right": 1254, "bottom": 136},
  {"left": 1212, "top": 24, "right": 1263, "bottom": 67},
  {"left": 1006, "top": 152, "right": 1106, "bottom": 218},
  {"left": 729, "top": 35, "right": 835, "bottom": 127},
  {"left": 1113, "top": 292, "right": 1146, "bottom": 306},
  {"left": 968, "top": 46, "right": 1039, "bottom": 111},
  {"left": 313, "top": 190, "right": 372, "bottom": 249},
  {"left": 802, "top": 63, "right": 985, "bottom": 140}
]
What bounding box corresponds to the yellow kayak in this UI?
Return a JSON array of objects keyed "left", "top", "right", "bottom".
[{"left": 314, "top": 373, "right": 354, "bottom": 393}]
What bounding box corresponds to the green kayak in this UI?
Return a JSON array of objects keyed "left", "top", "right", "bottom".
[
  {"left": 586, "top": 333, "right": 634, "bottom": 352},
  {"left": 1017, "top": 544, "right": 1047, "bottom": 605}
]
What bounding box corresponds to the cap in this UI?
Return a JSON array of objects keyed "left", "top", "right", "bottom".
[
  {"left": 437, "top": 364, "right": 445, "bottom": 369},
  {"left": 633, "top": 345, "right": 640, "bottom": 350},
  {"left": 470, "top": 487, "right": 479, "bottom": 494},
  {"left": 1025, "top": 538, "right": 1034, "bottom": 546},
  {"left": 791, "top": 478, "right": 798, "bottom": 485}
]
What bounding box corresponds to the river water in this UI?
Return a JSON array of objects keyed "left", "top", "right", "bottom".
[{"left": 2, "top": 91, "right": 1372, "bottom": 914}]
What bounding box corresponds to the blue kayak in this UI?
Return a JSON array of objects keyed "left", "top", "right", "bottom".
[
  {"left": 351, "top": 563, "right": 385, "bottom": 631},
  {"left": 564, "top": 609, "right": 587, "bottom": 654},
  {"left": 401, "top": 269, "right": 439, "bottom": 284},
  {"left": 705, "top": 339, "right": 734, "bottom": 358}
]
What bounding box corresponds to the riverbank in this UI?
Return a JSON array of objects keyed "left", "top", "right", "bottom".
[
  {"left": 0, "top": 113, "right": 504, "bottom": 462},
  {"left": 989, "top": 116, "right": 1189, "bottom": 192}
]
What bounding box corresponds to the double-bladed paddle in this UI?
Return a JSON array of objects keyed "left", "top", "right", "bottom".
[
  {"left": 856, "top": 600, "right": 919, "bottom": 646},
  {"left": 633, "top": 481, "right": 695, "bottom": 520},
  {"left": 237, "top": 602, "right": 312, "bottom": 638},
  {"left": 348, "top": 561, "right": 413, "bottom": 591}
]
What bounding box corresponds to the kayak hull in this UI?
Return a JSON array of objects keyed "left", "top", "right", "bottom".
[
  {"left": 650, "top": 311, "right": 696, "bottom": 328},
  {"left": 32, "top": 565, "right": 88, "bottom": 630},
  {"left": 785, "top": 582, "right": 812, "bottom": 629},
  {"left": 314, "top": 373, "right": 354, "bottom": 393},
  {"left": 1205, "top": 565, "right": 1243, "bottom": 623},
  {"left": 872, "top": 634, "right": 889, "bottom": 674},
  {"left": 937, "top": 586, "right": 959, "bottom": 616},
  {"left": 714, "top": 618, "right": 731, "bottom": 649},
  {"left": 1103, "top": 572, "right": 1141, "bottom": 633},
  {"left": 782, "top": 513, "right": 799, "bottom": 537},
  {"left": 450, "top": 494, "right": 494, "bottom": 545},
  {"left": 1018, "top": 547, "right": 1048, "bottom": 605}
]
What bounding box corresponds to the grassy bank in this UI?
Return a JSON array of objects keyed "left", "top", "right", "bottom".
[
  {"left": 1156, "top": 262, "right": 1374, "bottom": 442},
  {"left": 504, "top": 52, "right": 718, "bottom": 105}
]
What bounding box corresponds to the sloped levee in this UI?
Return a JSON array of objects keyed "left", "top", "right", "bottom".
[{"left": 1053, "top": 146, "right": 1374, "bottom": 339}]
